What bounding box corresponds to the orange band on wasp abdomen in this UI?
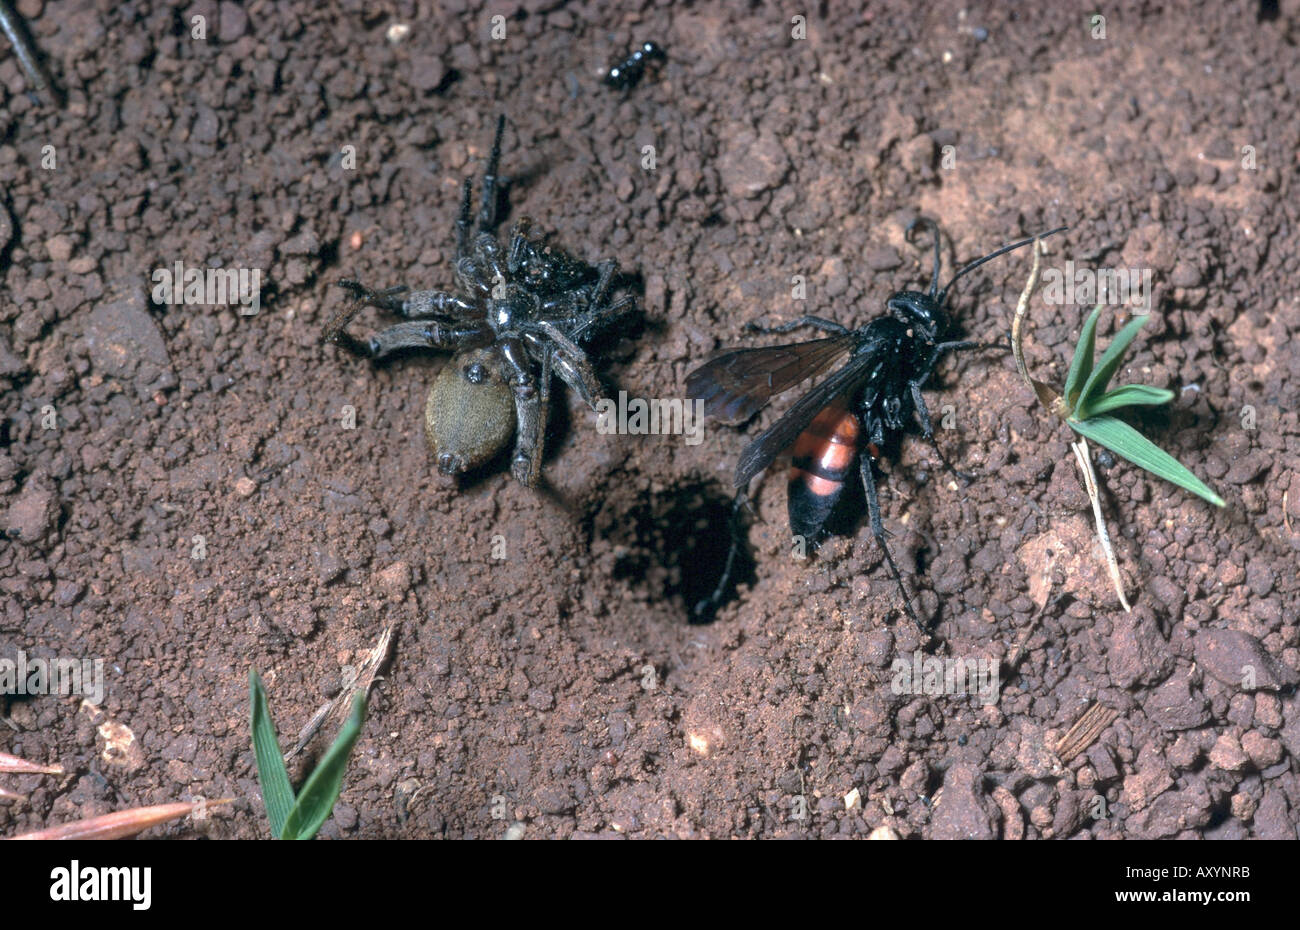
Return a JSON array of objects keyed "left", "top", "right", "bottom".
[{"left": 788, "top": 407, "right": 860, "bottom": 490}]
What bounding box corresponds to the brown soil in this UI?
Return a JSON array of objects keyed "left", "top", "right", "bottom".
[{"left": 2, "top": 1, "right": 1299, "bottom": 839}]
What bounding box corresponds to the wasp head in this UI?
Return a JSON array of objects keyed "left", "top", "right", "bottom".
[{"left": 886, "top": 290, "right": 946, "bottom": 342}]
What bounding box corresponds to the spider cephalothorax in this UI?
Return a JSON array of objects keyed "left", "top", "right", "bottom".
[{"left": 323, "top": 116, "right": 638, "bottom": 487}]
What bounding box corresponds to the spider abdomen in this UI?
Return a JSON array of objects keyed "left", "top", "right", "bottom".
[{"left": 425, "top": 347, "right": 516, "bottom": 477}]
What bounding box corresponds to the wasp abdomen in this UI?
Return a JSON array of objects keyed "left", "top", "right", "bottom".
[{"left": 787, "top": 404, "right": 861, "bottom": 541}]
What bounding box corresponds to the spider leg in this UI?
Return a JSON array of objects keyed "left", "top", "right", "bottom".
[
  {"left": 332, "top": 280, "right": 474, "bottom": 320},
  {"left": 506, "top": 217, "right": 534, "bottom": 274},
  {"left": 746, "top": 315, "right": 851, "bottom": 336},
  {"left": 477, "top": 114, "right": 507, "bottom": 234},
  {"left": 526, "top": 321, "right": 603, "bottom": 408},
  {"left": 455, "top": 178, "right": 474, "bottom": 259},
  {"left": 860, "top": 455, "right": 928, "bottom": 636},
  {"left": 334, "top": 279, "right": 408, "bottom": 311},
  {"left": 328, "top": 320, "right": 486, "bottom": 361},
  {"left": 505, "top": 342, "right": 549, "bottom": 487},
  {"left": 456, "top": 256, "right": 491, "bottom": 299},
  {"left": 475, "top": 234, "right": 509, "bottom": 293},
  {"left": 590, "top": 259, "right": 618, "bottom": 306},
  {"left": 551, "top": 344, "right": 604, "bottom": 409},
  {"left": 325, "top": 281, "right": 406, "bottom": 343},
  {"left": 568, "top": 293, "right": 638, "bottom": 342},
  {"left": 396, "top": 289, "right": 479, "bottom": 319}
]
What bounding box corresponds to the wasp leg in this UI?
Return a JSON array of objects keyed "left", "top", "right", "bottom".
[
  {"left": 860, "top": 455, "right": 927, "bottom": 636},
  {"left": 0, "top": 2, "right": 59, "bottom": 106},
  {"left": 910, "top": 382, "right": 975, "bottom": 486},
  {"left": 691, "top": 492, "right": 750, "bottom": 621}
]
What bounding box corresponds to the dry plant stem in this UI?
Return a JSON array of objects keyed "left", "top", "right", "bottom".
[
  {"left": 1072, "top": 437, "right": 1131, "bottom": 612},
  {"left": 1002, "top": 606, "right": 1045, "bottom": 696},
  {"left": 1010, "top": 238, "right": 1131, "bottom": 613},
  {"left": 1010, "top": 239, "right": 1044, "bottom": 385},
  {"left": 289, "top": 622, "right": 396, "bottom": 759},
  {"left": 0, "top": 751, "right": 63, "bottom": 774},
  {"left": 7, "top": 800, "right": 231, "bottom": 840},
  {"left": 1055, "top": 703, "right": 1120, "bottom": 764}
]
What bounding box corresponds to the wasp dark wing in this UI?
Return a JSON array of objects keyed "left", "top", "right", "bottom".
[
  {"left": 685, "top": 336, "right": 854, "bottom": 424},
  {"left": 734, "top": 354, "right": 878, "bottom": 489}
]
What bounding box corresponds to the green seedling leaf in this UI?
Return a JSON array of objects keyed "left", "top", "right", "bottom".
[
  {"left": 1076, "top": 383, "right": 1175, "bottom": 419},
  {"left": 1077, "top": 313, "right": 1152, "bottom": 410},
  {"left": 1067, "top": 414, "right": 1226, "bottom": 507},
  {"left": 249, "top": 669, "right": 295, "bottom": 839},
  {"left": 1063, "top": 304, "right": 1104, "bottom": 411},
  {"left": 280, "top": 692, "right": 368, "bottom": 841}
]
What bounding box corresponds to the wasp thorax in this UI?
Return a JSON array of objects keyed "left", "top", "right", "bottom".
[{"left": 426, "top": 347, "right": 516, "bottom": 476}]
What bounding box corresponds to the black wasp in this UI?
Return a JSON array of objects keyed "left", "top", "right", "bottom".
[
  {"left": 604, "top": 41, "right": 665, "bottom": 89},
  {"left": 686, "top": 219, "right": 1067, "bottom": 631}
]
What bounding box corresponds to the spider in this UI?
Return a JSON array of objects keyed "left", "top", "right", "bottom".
[{"left": 323, "top": 116, "right": 638, "bottom": 488}]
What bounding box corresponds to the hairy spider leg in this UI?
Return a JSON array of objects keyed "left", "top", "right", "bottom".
[
  {"left": 455, "top": 178, "right": 474, "bottom": 260},
  {"left": 589, "top": 259, "right": 618, "bottom": 307},
  {"left": 563, "top": 285, "right": 638, "bottom": 345},
  {"left": 509, "top": 344, "right": 550, "bottom": 488},
  {"left": 477, "top": 114, "right": 507, "bottom": 234},
  {"left": 325, "top": 280, "right": 481, "bottom": 355},
  {"left": 327, "top": 320, "right": 488, "bottom": 362},
  {"left": 529, "top": 320, "right": 603, "bottom": 408}
]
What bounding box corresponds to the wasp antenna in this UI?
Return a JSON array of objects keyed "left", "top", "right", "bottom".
[
  {"left": 937, "top": 225, "right": 1068, "bottom": 306},
  {"left": 905, "top": 217, "right": 944, "bottom": 298}
]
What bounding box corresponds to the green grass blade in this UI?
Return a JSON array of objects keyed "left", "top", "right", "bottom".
[
  {"left": 1067, "top": 414, "right": 1226, "bottom": 507},
  {"left": 1077, "top": 313, "right": 1152, "bottom": 409},
  {"left": 280, "top": 692, "right": 368, "bottom": 841},
  {"left": 1062, "top": 304, "right": 1103, "bottom": 411},
  {"left": 249, "top": 670, "right": 295, "bottom": 839},
  {"left": 1076, "top": 383, "right": 1175, "bottom": 418}
]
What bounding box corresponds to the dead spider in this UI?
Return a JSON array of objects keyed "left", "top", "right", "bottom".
[{"left": 324, "top": 116, "right": 638, "bottom": 487}]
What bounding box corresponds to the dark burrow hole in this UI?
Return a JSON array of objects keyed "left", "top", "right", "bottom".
[{"left": 594, "top": 478, "right": 756, "bottom": 624}]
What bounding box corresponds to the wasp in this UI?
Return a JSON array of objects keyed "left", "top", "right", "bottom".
[
  {"left": 686, "top": 219, "right": 1067, "bottom": 630},
  {"left": 603, "top": 40, "right": 665, "bottom": 89}
]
